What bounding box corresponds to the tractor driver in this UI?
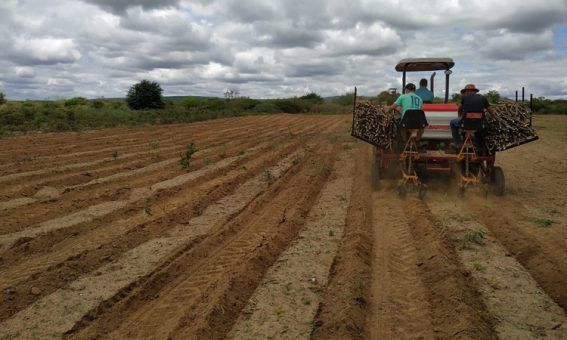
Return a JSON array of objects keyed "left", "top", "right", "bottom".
[
  {"left": 386, "top": 83, "right": 424, "bottom": 143},
  {"left": 450, "top": 84, "right": 494, "bottom": 149},
  {"left": 415, "top": 78, "right": 434, "bottom": 103}
]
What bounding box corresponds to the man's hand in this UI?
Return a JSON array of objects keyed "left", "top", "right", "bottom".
[{"left": 386, "top": 104, "right": 399, "bottom": 112}]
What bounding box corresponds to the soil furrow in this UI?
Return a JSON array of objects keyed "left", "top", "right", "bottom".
[
  {"left": 425, "top": 191, "right": 567, "bottom": 339},
  {"left": 0, "top": 133, "right": 322, "bottom": 321},
  {"left": 0, "top": 148, "right": 307, "bottom": 339},
  {"left": 368, "top": 193, "right": 434, "bottom": 339},
  {"left": 311, "top": 145, "right": 374, "bottom": 339},
  {"left": 69, "top": 141, "right": 337, "bottom": 339},
  {"left": 0, "top": 115, "right": 300, "bottom": 193},
  {"left": 0, "top": 117, "right": 329, "bottom": 231},
  {"left": 229, "top": 148, "right": 355, "bottom": 340}
]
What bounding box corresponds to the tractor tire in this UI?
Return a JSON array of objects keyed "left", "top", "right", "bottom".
[
  {"left": 371, "top": 147, "right": 381, "bottom": 191},
  {"left": 490, "top": 166, "right": 505, "bottom": 196}
]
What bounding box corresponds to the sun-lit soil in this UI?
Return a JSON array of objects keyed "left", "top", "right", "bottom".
[{"left": 0, "top": 114, "right": 565, "bottom": 339}]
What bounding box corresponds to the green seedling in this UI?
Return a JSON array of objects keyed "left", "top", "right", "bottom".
[
  {"left": 263, "top": 168, "right": 274, "bottom": 181},
  {"left": 319, "top": 160, "right": 333, "bottom": 176},
  {"left": 473, "top": 261, "right": 485, "bottom": 272},
  {"left": 149, "top": 139, "right": 160, "bottom": 150},
  {"left": 203, "top": 157, "right": 212, "bottom": 166},
  {"left": 180, "top": 141, "right": 198, "bottom": 169},
  {"left": 459, "top": 229, "right": 486, "bottom": 249},
  {"left": 353, "top": 279, "right": 365, "bottom": 304},
  {"left": 450, "top": 213, "right": 473, "bottom": 222},
  {"left": 292, "top": 155, "right": 301, "bottom": 166},
  {"left": 112, "top": 150, "right": 118, "bottom": 160},
  {"left": 239, "top": 149, "right": 246, "bottom": 156},
  {"left": 529, "top": 217, "right": 555, "bottom": 228}
]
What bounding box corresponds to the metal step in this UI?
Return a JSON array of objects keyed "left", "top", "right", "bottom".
[{"left": 425, "top": 163, "right": 451, "bottom": 173}]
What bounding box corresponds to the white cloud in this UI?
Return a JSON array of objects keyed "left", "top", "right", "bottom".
[
  {"left": 0, "top": 0, "right": 565, "bottom": 100},
  {"left": 12, "top": 37, "right": 82, "bottom": 65}
]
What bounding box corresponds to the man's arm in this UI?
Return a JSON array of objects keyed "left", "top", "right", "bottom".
[{"left": 386, "top": 103, "right": 400, "bottom": 112}]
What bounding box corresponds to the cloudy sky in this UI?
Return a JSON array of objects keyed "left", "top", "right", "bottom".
[{"left": 1, "top": 0, "right": 566, "bottom": 100}]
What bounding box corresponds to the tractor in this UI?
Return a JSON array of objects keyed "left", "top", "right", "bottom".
[{"left": 353, "top": 58, "right": 505, "bottom": 198}]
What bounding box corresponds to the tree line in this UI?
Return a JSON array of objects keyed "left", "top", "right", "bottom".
[{"left": 0, "top": 80, "right": 564, "bottom": 137}]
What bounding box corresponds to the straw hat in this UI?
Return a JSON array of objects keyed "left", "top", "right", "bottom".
[{"left": 460, "top": 84, "right": 480, "bottom": 94}]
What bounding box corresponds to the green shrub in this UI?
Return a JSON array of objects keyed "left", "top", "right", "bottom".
[
  {"left": 64, "top": 97, "right": 88, "bottom": 107},
  {"left": 91, "top": 99, "right": 105, "bottom": 109},
  {"left": 202, "top": 98, "right": 225, "bottom": 111},
  {"left": 126, "top": 80, "right": 165, "bottom": 110},
  {"left": 0, "top": 92, "right": 6, "bottom": 105},
  {"left": 180, "top": 96, "right": 203, "bottom": 109},
  {"left": 299, "top": 92, "right": 324, "bottom": 104},
  {"left": 253, "top": 102, "right": 281, "bottom": 114},
  {"left": 274, "top": 99, "right": 303, "bottom": 113},
  {"left": 226, "top": 97, "right": 259, "bottom": 111}
]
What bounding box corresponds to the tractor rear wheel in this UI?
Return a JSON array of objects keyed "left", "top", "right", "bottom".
[{"left": 490, "top": 166, "right": 505, "bottom": 196}]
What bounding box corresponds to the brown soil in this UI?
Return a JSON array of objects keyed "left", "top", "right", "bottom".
[{"left": 0, "top": 114, "right": 565, "bottom": 339}]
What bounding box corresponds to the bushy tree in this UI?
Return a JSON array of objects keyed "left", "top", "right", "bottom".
[
  {"left": 126, "top": 80, "right": 165, "bottom": 110},
  {"left": 299, "top": 92, "right": 324, "bottom": 104},
  {"left": 485, "top": 90, "right": 501, "bottom": 103},
  {"left": 64, "top": 97, "right": 88, "bottom": 107},
  {"left": 180, "top": 96, "right": 203, "bottom": 109},
  {"left": 332, "top": 92, "right": 355, "bottom": 106},
  {"left": 0, "top": 92, "right": 6, "bottom": 105}
]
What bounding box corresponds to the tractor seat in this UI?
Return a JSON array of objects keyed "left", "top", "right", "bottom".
[
  {"left": 401, "top": 109, "right": 429, "bottom": 129},
  {"left": 460, "top": 112, "right": 484, "bottom": 130}
]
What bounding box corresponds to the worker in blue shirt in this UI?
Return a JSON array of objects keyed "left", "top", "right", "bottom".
[
  {"left": 415, "top": 78, "right": 433, "bottom": 103},
  {"left": 386, "top": 83, "right": 424, "bottom": 142}
]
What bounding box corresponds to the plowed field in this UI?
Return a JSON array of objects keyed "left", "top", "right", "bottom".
[{"left": 0, "top": 114, "right": 565, "bottom": 339}]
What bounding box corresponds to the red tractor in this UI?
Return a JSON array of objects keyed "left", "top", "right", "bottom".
[{"left": 353, "top": 58, "right": 505, "bottom": 198}]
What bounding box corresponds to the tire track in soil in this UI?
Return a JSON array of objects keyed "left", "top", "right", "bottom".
[
  {"left": 0, "top": 148, "right": 307, "bottom": 340},
  {"left": 0, "top": 119, "right": 341, "bottom": 322},
  {"left": 228, "top": 148, "right": 355, "bottom": 340},
  {"left": 65, "top": 140, "right": 338, "bottom": 340},
  {"left": 425, "top": 192, "right": 567, "bottom": 339},
  {"left": 400, "top": 197, "right": 497, "bottom": 339},
  {"left": 368, "top": 193, "right": 434, "bottom": 339},
  {"left": 0, "top": 115, "right": 325, "bottom": 230},
  {"left": 463, "top": 195, "right": 567, "bottom": 311},
  {"left": 311, "top": 145, "right": 374, "bottom": 340}
]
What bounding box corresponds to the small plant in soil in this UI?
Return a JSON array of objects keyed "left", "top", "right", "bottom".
[
  {"left": 144, "top": 199, "right": 152, "bottom": 216},
  {"left": 450, "top": 213, "right": 473, "bottom": 222},
  {"left": 263, "top": 168, "right": 274, "bottom": 181},
  {"left": 149, "top": 139, "right": 160, "bottom": 150},
  {"left": 473, "top": 261, "right": 485, "bottom": 272},
  {"left": 318, "top": 160, "right": 333, "bottom": 176},
  {"left": 239, "top": 149, "right": 246, "bottom": 156},
  {"left": 292, "top": 155, "right": 301, "bottom": 166},
  {"left": 459, "top": 229, "right": 486, "bottom": 249},
  {"left": 353, "top": 279, "right": 365, "bottom": 304},
  {"left": 112, "top": 150, "right": 118, "bottom": 160},
  {"left": 180, "top": 141, "right": 198, "bottom": 169},
  {"left": 203, "top": 157, "right": 212, "bottom": 166},
  {"left": 528, "top": 216, "right": 555, "bottom": 228}
]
